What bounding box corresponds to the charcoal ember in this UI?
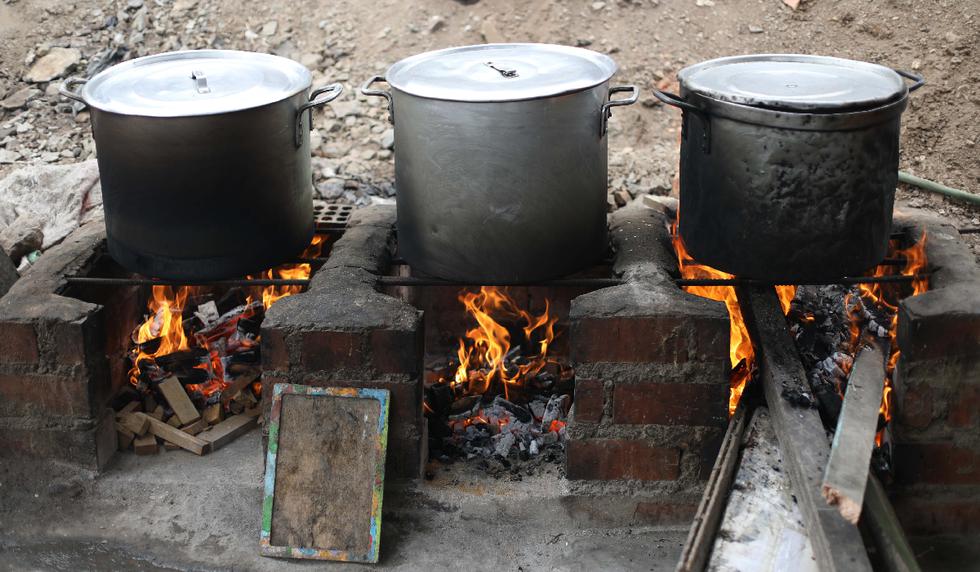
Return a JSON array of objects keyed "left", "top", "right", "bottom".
[
  {"left": 238, "top": 312, "right": 263, "bottom": 337},
  {"left": 494, "top": 432, "right": 516, "bottom": 457},
  {"left": 492, "top": 396, "right": 532, "bottom": 423},
  {"left": 782, "top": 387, "right": 817, "bottom": 408},
  {"left": 541, "top": 394, "right": 570, "bottom": 426},
  {"left": 228, "top": 349, "right": 260, "bottom": 365},
  {"left": 176, "top": 368, "right": 210, "bottom": 386},
  {"left": 449, "top": 394, "right": 480, "bottom": 415},
  {"left": 529, "top": 399, "right": 547, "bottom": 420},
  {"left": 529, "top": 372, "right": 555, "bottom": 390},
  {"left": 153, "top": 348, "right": 209, "bottom": 372},
  {"left": 425, "top": 381, "right": 454, "bottom": 417},
  {"left": 215, "top": 288, "right": 248, "bottom": 315},
  {"left": 134, "top": 335, "right": 162, "bottom": 355}
]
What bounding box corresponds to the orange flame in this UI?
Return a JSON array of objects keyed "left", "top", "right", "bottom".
[
  {"left": 671, "top": 221, "right": 795, "bottom": 415},
  {"left": 850, "top": 233, "right": 928, "bottom": 445},
  {"left": 128, "top": 236, "right": 326, "bottom": 392},
  {"left": 452, "top": 286, "right": 558, "bottom": 401}
]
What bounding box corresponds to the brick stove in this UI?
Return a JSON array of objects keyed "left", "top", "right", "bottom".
[{"left": 0, "top": 199, "right": 976, "bottom": 536}]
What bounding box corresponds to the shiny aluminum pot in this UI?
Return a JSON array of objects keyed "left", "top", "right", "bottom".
[
  {"left": 654, "top": 54, "right": 923, "bottom": 282},
  {"left": 61, "top": 50, "right": 342, "bottom": 280},
  {"left": 361, "top": 44, "right": 637, "bottom": 284}
]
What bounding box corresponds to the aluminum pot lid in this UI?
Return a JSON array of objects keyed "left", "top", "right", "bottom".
[
  {"left": 678, "top": 54, "right": 907, "bottom": 111},
  {"left": 385, "top": 43, "right": 618, "bottom": 102},
  {"left": 81, "top": 50, "right": 312, "bottom": 116}
]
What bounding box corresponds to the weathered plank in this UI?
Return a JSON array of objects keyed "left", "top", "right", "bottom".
[
  {"left": 180, "top": 418, "right": 209, "bottom": 436},
  {"left": 261, "top": 385, "right": 389, "bottom": 563},
  {"left": 220, "top": 368, "right": 260, "bottom": 405},
  {"left": 676, "top": 404, "right": 748, "bottom": 572},
  {"left": 117, "top": 412, "right": 149, "bottom": 436},
  {"left": 115, "top": 423, "right": 135, "bottom": 451},
  {"left": 133, "top": 434, "right": 158, "bottom": 455},
  {"left": 736, "top": 285, "right": 872, "bottom": 572},
  {"left": 822, "top": 344, "right": 886, "bottom": 524},
  {"left": 137, "top": 412, "right": 208, "bottom": 455},
  {"left": 203, "top": 403, "right": 224, "bottom": 425},
  {"left": 198, "top": 411, "right": 258, "bottom": 452},
  {"left": 864, "top": 474, "right": 922, "bottom": 572},
  {"left": 158, "top": 375, "right": 201, "bottom": 425}
]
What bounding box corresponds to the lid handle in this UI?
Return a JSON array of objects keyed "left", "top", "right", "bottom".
[
  {"left": 191, "top": 70, "right": 211, "bottom": 94},
  {"left": 484, "top": 62, "right": 519, "bottom": 79}
]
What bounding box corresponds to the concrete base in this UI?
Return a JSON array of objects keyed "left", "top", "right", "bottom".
[{"left": 0, "top": 430, "right": 687, "bottom": 571}]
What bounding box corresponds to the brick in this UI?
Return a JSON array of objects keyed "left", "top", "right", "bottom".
[
  {"left": 49, "top": 319, "right": 91, "bottom": 367},
  {"left": 894, "top": 442, "right": 980, "bottom": 485},
  {"left": 898, "top": 289, "right": 980, "bottom": 361},
  {"left": 300, "top": 330, "right": 365, "bottom": 370},
  {"left": 0, "top": 373, "right": 93, "bottom": 417},
  {"left": 613, "top": 382, "right": 727, "bottom": 426},
  {"left": 892, "top": 496, "right": 980, "bottom": 535},
  {"left": 573, "top": 379, "right": 604, "bottom": 423},
  {"left": 896, "top": 381, "right": 935, "bottom": 430},
  {"left": 385, "top": 433, "right": 425, "bottom": 480},
  {"left": 571, "top": 315, "right": 727, "bottom": 364},
  {"left": 260, "top": 328, "right": 290, "bottom": 370},
  {"left": 949, "top": 385, "right": 980, "bottom": 429},
  {"left": 566, "top": 439, "right": 680, "bottom": 481},
  {"left": 0, "top": 322, "right": 38, "bottom": 364},
  {"left": 369, "top": 328, "right": 421, "bottom": 375}
]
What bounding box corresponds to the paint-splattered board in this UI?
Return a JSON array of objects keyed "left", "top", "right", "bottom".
[{"left": 260, "top": 384, "right": 389, "bottom": 563}]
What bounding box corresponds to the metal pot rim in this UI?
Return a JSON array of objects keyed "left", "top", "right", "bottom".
[{"left": 681, "top": 89, "right": 909, "bottom": 131}]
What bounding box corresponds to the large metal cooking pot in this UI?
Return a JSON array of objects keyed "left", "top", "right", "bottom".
[
  {"left": 61, "top": 50, "right": 342, "bottom": 280},
  {"left": 361, "top": 44, "right": 637, "bottom": 284},
  {"left": 653, "top": 54, "right": 923, "bottom": 282}
]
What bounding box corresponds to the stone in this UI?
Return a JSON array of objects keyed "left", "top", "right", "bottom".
[
  {"left": 260, "top": 20, "right": 278, "bottom": 36},
  {"left": 1, "top": 87, "right": 42, "bottom": 111},
  {"left": 748, "top": 25, "right": 764, "bottom": 33},
  {"left": 380, "top": 128, "right": 394, "bottom": 150},
  {"left": 0, "top": 160, "right": 102, "bottom": 249},
  {"left": 0, "top": 150, "right": 21, "bottom": 164},
  {"left": 329, "top": 101, "right": 361, "bottom": 118},
  {"left": 172, "top": 0, "right": 197, "bottom": 10},
  {"left": 591, "top": 2, "right": 607, "bottom": 10},
  {"left": 24, "top": 48, "right": 82, "bottom": 83},
  {"left": 0, "top": 248, "right": 17, "bottom": 298},
  {"left": 427, "top": 15, "right": 445, "bottom": 33},
  {"left": 0, "top": 213, "right": 44, "bottom": 264}
]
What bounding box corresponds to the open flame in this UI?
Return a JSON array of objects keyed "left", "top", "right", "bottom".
[
  {"left": 671, "top": 221, "right": 795, "bottom": 415},
  {"left": 848, "top": 233, "right": 929, "bottom": 445},
  {"left": 128, "top": 235, "right": 326, "bottom": 395},
  {"left": 452, "top": 286, "right": 559, "bottom": 401}
]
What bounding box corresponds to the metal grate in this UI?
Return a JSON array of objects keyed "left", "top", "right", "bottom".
[{"left": 314, "top": 202, "right": 353, "bottom": 232}]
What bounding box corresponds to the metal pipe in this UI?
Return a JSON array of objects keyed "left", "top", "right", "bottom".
[
  {"left": 377, "top": 276, "right": 623, "bottom": 288},
  {"left": 65, "top": 276, "right": 311, "bottom": 287},
  {"left": 898, "top": 171, "right": 980, "bottom": 207}
]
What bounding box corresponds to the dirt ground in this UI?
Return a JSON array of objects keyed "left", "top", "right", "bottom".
[{"left": 0, "top": 0, "right": 977, "bottom": 252}]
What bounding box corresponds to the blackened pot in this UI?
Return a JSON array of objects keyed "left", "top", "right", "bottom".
[
  {"left": 655, "top": 55, "right": 923, "bottom": 282},
  {"left": 61, "top": 50, "right": 342, "bottom": 281}
]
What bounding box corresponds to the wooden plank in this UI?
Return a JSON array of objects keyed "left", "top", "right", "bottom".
[
  {"left": 260, "top": 384, "right": 390, "bottom": 563},
  {"left": 117, "top": 412, "right": 149, "bottom": 436},
  {"left": 136, "top": 412, "right": 208, "bottom": 455},
  {"left": 198, "top": 412, "right": 258, "bottom": 452},
  {"left": 203, "top": 403, "right": 224, "bottom": 425},
  {"left": 180, "top": 418, "right": 209, "bottom": 436},
  {"left": 167, "top": 415, "right": 182, "bottom": 428},
  {"left": 822, "top": 344, "right": 886, "bottom": 524},
  {"left": 158, "top": 376, "right": 201, "bottom": 425},
  {"left": 117, "top": 401, "right": 140, "bottom": 416},
  {"left": 864, "top": 473, "right": 922, "bottom": 572},
  {"left": 736, "top": 285, "right": 872, "bottom": 572},
  {"left": 115, "top": 423, "right": 135, "bottom": 451},
  {"left": 149, "top": 405, "right": 165, "bottom": 421},
  {"left": 676, "top": 404, "right": 748, "bottom": 572},
  {"left": 220, "top": 368, "right": 260, "bottom": 405},
  {"left": 133, "top": 434, "right": 158, "bottom": 455}
]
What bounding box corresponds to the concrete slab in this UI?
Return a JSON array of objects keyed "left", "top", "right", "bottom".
[{"left": 0, "top": 431, "right": 687, "bottom": 571}]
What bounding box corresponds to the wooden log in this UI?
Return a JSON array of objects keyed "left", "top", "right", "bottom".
[
  {"left": 203, "top": 403, "right": 224, "bottom": 425},
  {"left": 116, "top": 423, "right": 135, "bottom": 451},
  {"left": 136, "top": 412, "right": 208, "bottom": 455},
  {"left": 676, "top": 404, "right": 749, "bottom": 572},
  {"left": 220, "top": 368, "right": 260, "bottom": 405},
  {"left": 736, "top": 285, "right": 872, "bottom": 572},
  {"left": 822, "top": 344, "right": 886, "bottom": 524},
  {"left": 133, "top": 434, "right": 158, "bottom": 455},
  {"left": 863, "top": 473, "right": 923, "bottom": 572},
  {"left": 117, "top": 412, "right": 150, "bottom": 436},
  {"left": 198, "top": 412, "right": 258, "bottom": 452},
  {"left": 149, "top": 405, "right": 165, "bottom": 421},
  {"left": 158, "top": 375, "right": 201, "bottom": 425},
  {"left": 117, "top": 401, "right": 141, "bottom": 416},
  {"left": 180, "top": 418, "right": 209, "bottom": 436}
]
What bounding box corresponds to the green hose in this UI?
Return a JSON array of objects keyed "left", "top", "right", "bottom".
[{"left": 898, "top": 171, "right": 980, "bottom": 207}]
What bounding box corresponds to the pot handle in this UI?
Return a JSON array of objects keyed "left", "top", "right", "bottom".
[
  {"left": 295, "top": 83, "right": 344, "bottom": 148},
  {"left": 59, "top": 77, "right": 88, "bottom": 106},
  {"left": 652, "top": 88, "right": 711, "bottom": 155},
  {"left": 894, "top": 69, "right": 925, "bottom": 93},
  {"left": 601, "top": 85, "right": 639, "bottom": 137},
  {"left": 361, "top": 75, "right": 394, "bottom": 124}
]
